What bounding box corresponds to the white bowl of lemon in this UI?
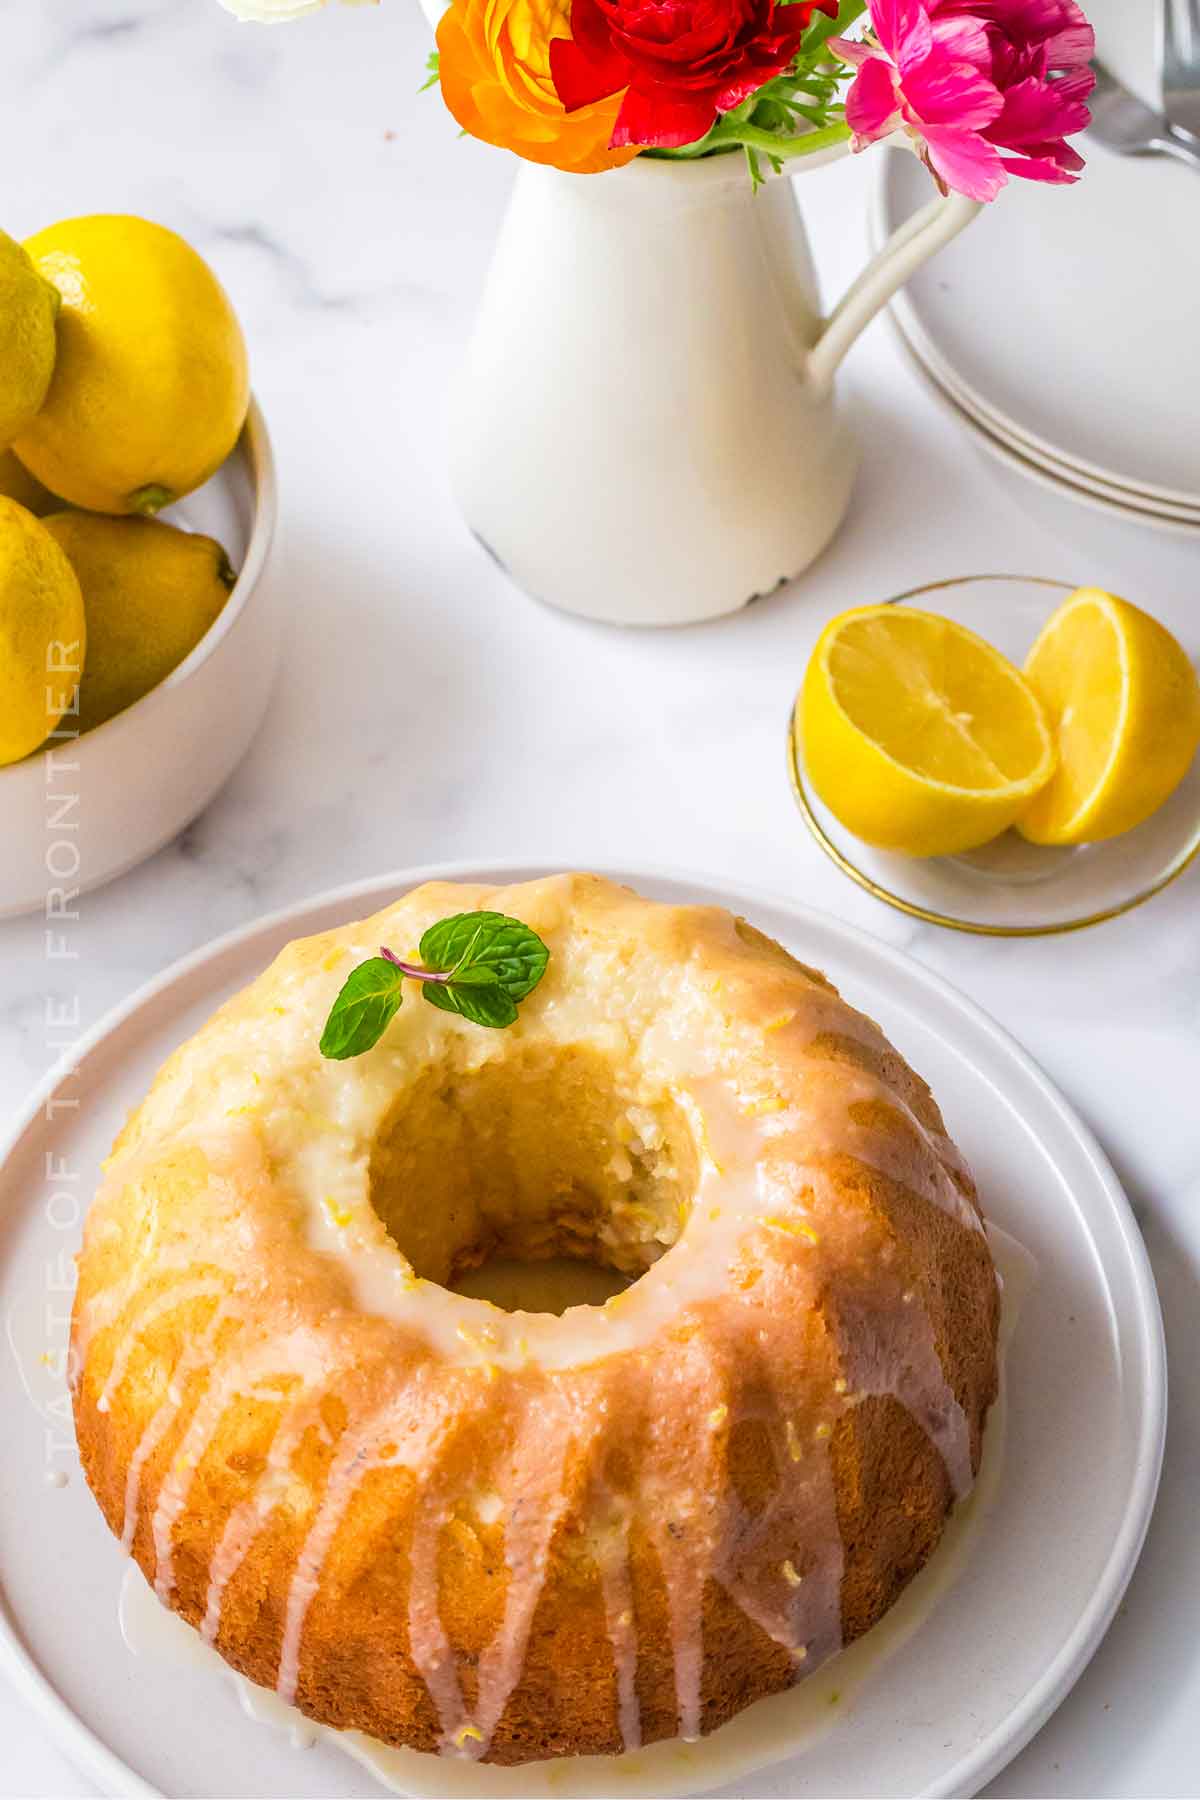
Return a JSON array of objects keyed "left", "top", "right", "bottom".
[{"left": 0, "top": 216, "right": 280, "bottom": 919}]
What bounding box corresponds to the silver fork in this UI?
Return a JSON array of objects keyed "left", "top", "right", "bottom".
[
  {"left": 1162, "top": 0, "right": 1200, "bottom": 143},
  {"left": 1088, "top": 58, "right": 1200, "bottom": 170}
]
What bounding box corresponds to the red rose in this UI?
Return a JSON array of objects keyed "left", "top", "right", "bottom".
[{"left": 551, "top": 0, "right": 838, "bottom": 149}]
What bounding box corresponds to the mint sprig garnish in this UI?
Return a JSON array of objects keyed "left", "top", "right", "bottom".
[
  {"left": 417, "top": 911, "right": 549, "bottom": 1001},
  {"left": 317, "top": 958, "right": 406, "bottom": 1061},
  {"left": 318, "top": 912, "right": 549, "bottom": 1059}
]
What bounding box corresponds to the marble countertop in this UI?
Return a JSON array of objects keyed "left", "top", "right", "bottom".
[{"left": 2, "top": 3, "right": 1197, "bottom": 1795}]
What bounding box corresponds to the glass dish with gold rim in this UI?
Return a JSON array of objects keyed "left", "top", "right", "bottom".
[{"left": 787, "top": 575, "right": 1200, "bottom": 938}]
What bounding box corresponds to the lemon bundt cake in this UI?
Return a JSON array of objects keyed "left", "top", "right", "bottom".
[{"left": 72, "top": 873, "right": 999, "bottom": 1764}]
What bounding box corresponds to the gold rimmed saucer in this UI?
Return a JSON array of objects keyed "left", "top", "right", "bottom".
[{"left": 787, "top": 575, "right": 1200, "bottom": 937}]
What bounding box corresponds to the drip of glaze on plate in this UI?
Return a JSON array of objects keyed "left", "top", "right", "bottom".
[
  {"left": 88, "top": 1060, "right": 980, "bottom": 1763},
  {"left": 115, "top": 1225, "right": 1031, "bottom": 1800},
  {"left": 76, "top": 883, "right": 1003, "bottom": 1767}
]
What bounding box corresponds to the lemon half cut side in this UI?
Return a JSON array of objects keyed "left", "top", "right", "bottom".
[
  {"left": 801, "top": 604, "right": 1056, "bottom": 858},
  {"left": 1018, "top": 588, "right": 1200, "bottom": 847}
]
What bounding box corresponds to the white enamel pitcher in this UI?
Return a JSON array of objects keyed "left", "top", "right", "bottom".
[{"left": 450, "top": 148, "right": 979, "bottom": 627}]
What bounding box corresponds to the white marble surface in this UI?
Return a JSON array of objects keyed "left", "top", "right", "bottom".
[{"left": 1, "top": 3, "right": 1198, "bottom": 1795}]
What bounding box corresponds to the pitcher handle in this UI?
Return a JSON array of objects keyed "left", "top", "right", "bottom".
[{"left": 806, "top": 180, "right": 981, "bottom": 392}]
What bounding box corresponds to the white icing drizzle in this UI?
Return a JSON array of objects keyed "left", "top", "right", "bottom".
[
  {"left": 119, "top": 1302, "right": 234, "bottom": 1554},
  {"left": 151, "top": 1323, "right": 334, "bottom": 1605},
  {"left": 402, "top": 1478, "right": 471, "bottom": 1744},
  {"left": 459, "top": 1421, "right": 575, "bottom": 1755},
  {"left": 202, "top": 1374, "right": 341, "bottom": 1645},
  {"left": 644, "top": 1332, "right": 726, "bottom": 1744},
  {"left": 595, "top": 1513, "right": 641, "bottom": 1752},
  {"left": 73, "top": 878, "right": 998, "bottom": 1765},
  {"left": 275, "top": 1417, "right": 397, "bottom": 1706},
  {"left": 97, "top": 1278, "right": 226, "bottom": 1414}
]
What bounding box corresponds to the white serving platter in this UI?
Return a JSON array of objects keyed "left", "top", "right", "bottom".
[{"left": 0, "top": 863, "right": 1166, "bottom": 1799}]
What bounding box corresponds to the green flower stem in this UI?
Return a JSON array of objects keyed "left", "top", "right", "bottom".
[
  {"left": 703, "top": 119, "right": 852, "bottom": 160},
  {"left": 803, "top": 0, "right": 868, "bottom": 58},
  {"left": 648, "top": 0, "right": 865, "bottom": 168}
]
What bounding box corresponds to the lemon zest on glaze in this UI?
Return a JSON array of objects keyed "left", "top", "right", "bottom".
[
  {"left": 695, "top": 1109, "right": 724, "bottom": 1177},
  {"left": 761, "top": 1215, "right": 820, "bottom": 1244},
  {"left": 745, "top": 1094, "right": 787, "bottom": 1117}
]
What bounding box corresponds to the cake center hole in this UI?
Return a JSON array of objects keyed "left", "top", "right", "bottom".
[
  {"left": 367, "top": 1044, "right": 698, "bottom": 1315},
  {"left": 451, "top": 1257, "right": 629, "bottom": 1316}
]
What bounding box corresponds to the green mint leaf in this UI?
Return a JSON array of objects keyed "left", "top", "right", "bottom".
[
  {"left": 318, "top": 956, "right": 405, "bottom": 1060},
  {"left": 422, "top": 980, "right": 519, "bottom": 1029},
  {"left": 317, "top": 912, "right": 549, "bottom": 1055},
  {"left": 441, "top": 963, "right": 502, "bottom": 989},
  {"left": 418, "top": 912, "right": 549, "bottom": 1003}
]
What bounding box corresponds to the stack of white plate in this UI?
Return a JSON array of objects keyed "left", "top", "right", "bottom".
[{"left": 871, "top": 0, "right": 1200, "bottom": 537}]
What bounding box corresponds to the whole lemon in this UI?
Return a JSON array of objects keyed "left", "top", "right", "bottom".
[
  {"left": 15, "top": 216, "right": 249, "bottom": 515},
  {"left": 42, "top": 512, "right": 236, "bottom": 732},
  {"left": 0, "top": 229, "right": 60, "bottom": 446},
  {"left": 0, "top": 496, "right": 86, "bottom": 766},
  {"left": 0, "top": 447, "right": 58, "bottom": 515}
]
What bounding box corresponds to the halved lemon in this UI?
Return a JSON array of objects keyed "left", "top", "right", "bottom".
[
  {"left": 800, "top": 605, "right": 1055, "bottom": 858},
  {"left": 1018, "top": 588, "right": 1200, "bottom": 846}
]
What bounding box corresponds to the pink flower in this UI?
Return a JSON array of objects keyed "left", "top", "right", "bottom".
[{"left": 832, "top": 0, "right": 1095, "bottom": 202}]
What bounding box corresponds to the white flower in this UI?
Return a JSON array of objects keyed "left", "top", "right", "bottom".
[{"left": 218, "top": 0, "right": 377, "bottom": 22}]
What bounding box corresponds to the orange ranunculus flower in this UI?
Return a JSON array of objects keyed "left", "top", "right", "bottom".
[{"left": 436, "top": 0, "right": 638, "bottom": 174}]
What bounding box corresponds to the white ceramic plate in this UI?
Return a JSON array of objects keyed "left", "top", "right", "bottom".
[
  {"left": 883, "top": 319, "right": 1200, "bottom": 522},
  {"left": 871, "top": 0, "right": 1200, "bottom": 511},
  {"left": 0, "top": 863, "right": 1165, "bottom": 1799},
  {"left": 888, "top": 323, "right": 1200, "bottom": 539}
]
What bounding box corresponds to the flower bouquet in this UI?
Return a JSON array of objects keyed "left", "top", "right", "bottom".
[{"left": 222, "top": 0, "right": 1095, "bottom": 625}]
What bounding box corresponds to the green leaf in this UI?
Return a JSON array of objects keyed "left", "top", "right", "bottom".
[
  {"left": 419, "top": 48, "right": 440, "bottom": 92},
  {"left": 801, "top": 0, "right": 866, "bottom": 58},
  {"left": 441, "top": 963, "right": 502, "bottom": 989},
  {"left": 418, "top": 912, "right": 549, "bottom": 1002},
  {"left": 422, "top": 981, "right": 519, "bottom": 1029},
  {"left": 318, "top": 956, "right": 405, "bottom": 1060},
  {"left": 317, "top": 911, "right": 549, "bottom": 1056}
]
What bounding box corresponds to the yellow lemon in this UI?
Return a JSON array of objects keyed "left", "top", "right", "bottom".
[
  {"left": 0, "top": 496, "right": 85, "bottom": 765},
  {"left": 1018, "top": 588, "right": 1200, "bottom": 846},
  {"left": 15, "top": 216, "right": 249, "bottom": 516},
  {"left": 800, "top": 605, "right": 1056, "bottom": 857},
  {"left": 42, "top": 512, "right": 236, "bottom": 733},
  {"left": 0, "top": 229, "right": 60, "bottom": 447},
  {"left": 0, "top": 447, "right": 58, "bottom": 515}
]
